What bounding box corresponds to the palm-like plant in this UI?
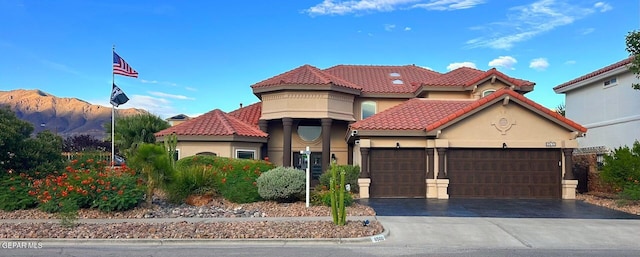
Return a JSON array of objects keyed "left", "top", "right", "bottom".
[{"left": 128, "top": 143, "right": 173, "bottom": 207}]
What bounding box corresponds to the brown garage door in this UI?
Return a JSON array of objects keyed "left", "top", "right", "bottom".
[
  {"left": 370, "top": 149, "right": 426, "bottom": 198},
  {"left": 447, "top": 149, "right": 561, "bottom": 199}
]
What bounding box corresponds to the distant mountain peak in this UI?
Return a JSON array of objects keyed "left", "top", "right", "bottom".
[{"left": 0, "top": 89, "right": 147, "bottom": 139}]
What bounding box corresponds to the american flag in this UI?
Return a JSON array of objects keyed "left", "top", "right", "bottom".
[{"left": 113, "top": 52, "right": 139, "bottom": 78}]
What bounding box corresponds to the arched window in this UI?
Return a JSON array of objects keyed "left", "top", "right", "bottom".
[
  {"left": 297, "top": 120, "right": 321, "bottom": 142},
  {"left": 482, "top": 89, "right": 496, "bottom": 98},
  {"left": 196, "top": 152, "right": 217, "bottom": 156},
  {"left": 361, "top": 101, "right": 376, "bottom": 119}
]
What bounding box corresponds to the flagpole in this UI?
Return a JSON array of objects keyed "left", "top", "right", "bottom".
[{"left": 111, "top": 45, "right": 116, "bottom": 169}]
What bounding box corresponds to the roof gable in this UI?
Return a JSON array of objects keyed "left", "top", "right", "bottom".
[
  {"left": 155, "top": 109, "right": 267, "bottom": 138},
  {"left": 426, "top": 89, "right": 586, "bottom": 133},
  {"left": 350, "top": 89, "right": 586, "bottom": 134}
]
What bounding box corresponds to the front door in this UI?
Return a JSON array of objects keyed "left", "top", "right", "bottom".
[{"left": 293, "top": 152, "right": 323, "bottom": 180}]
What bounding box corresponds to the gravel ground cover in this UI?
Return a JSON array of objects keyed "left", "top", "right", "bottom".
[{"left": 0, "top": 196, "right": 383, "bottom": 239}]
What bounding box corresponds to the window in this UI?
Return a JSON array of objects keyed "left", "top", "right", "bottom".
[
  {"left": 196, "top": 152, "right": 217, "bottom": 156},
  {"left": 389, "top": 72, "right": 401, "bottom": 77},
  {"left": 603, "top": 77, "right": 617, "bottom": 87},
  {"left": 361, "top": 101, "right": 376, "bottom": 119},
  {"left": 236, "top": 149, "right": 255, "bottom": 159},
  {"left": 297, "top": 120, "right": 322, "bottom": 141},
  {"left": 392, "top": 79, "right": 404, "bottom": 85},
  {"left": 482, "top": 89, "right": 496, "bottom": 97}
]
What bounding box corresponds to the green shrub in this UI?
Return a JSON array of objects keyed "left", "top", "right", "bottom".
[
  {"left": 310, "top": 189, "right": 353, "bottom": 207},
  {"left": 601, "top": 141, "right": 640, "bottom": 199},
  {"left": 0, "top": 174, "right": 37, "bottom": 211},
  {"left": 174, "top": 156, "right": 275, "bottom": 203},
  {"left": 165, "top": 165, "right": 217, "bottom": 203},
  {"left": 257, "top": 166, "right": 306, "bottom": 202},
  {"left": 319, "top": 165, "right": 360, "bottom": 193}
]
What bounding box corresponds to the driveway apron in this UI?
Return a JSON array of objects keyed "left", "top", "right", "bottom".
[{"left": 357, "top": 198, "right": 640, "bottom": 219}]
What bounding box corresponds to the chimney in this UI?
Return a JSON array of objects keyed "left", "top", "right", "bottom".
[{"left": 239, "top": 103, "right": 243, "bottom": 108}]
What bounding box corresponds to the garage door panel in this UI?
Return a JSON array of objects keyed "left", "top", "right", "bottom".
[
  {"left": 448, "top": 149, "right": 561, "bottom": 199},
  {"left": 370, "top": 149, "right": 426, "bottom": 198}
]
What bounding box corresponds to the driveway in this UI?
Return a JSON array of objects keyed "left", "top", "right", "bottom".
[{"left": 357, "top": 198, "right": 640, "bottom": 219}]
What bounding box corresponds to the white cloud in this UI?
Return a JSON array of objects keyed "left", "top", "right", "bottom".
[
  {"left": 384, "top": 24, "right": 396, "bottom": 31},
  {"left": 404, "top": 27, "right": 412, "bottom": 31},
  {"left": 447, "top": 61, "right": 476, "bottom": 70},
  {"left": 466, "top": 0, "right": 603, "bottom": 49},
  {"left": 564, "top": 60, "right": 576, "bottom": 65},
  {"left": 40, "top": 60, "right": 79, "bottom": 75},
  {"left": 126, "top": 95, "right": 176, "bottom": 119},
  {"left": 304, "top": 0, "right": 483, "bottom": 15},
  {"left": 488, "top": 56, "right": 517, "bottom": 70},
  {"left": 184, "top": 86, "right": 197, "bottom": 92},
  {"left": 148, "top": 91, "right": 195, "bottom": 100},
  {"left": 529, "top": 58, "right": 549, "bottom": 71},
  {"left": 579, "top": 28, "right": 595, "bottom": 35},
  {"left": 140, "top": 79, "right": 159, "bottom": 84},
  {"left": 412, "top": 0, "right": 485, "bottom": 11},
  {"left": 594, "top": 2, "right": 612, "bottom": 12}
]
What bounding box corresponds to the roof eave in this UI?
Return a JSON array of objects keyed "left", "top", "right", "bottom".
[{"left": 554, "top": 66, "right": 629, "bottom": 93}]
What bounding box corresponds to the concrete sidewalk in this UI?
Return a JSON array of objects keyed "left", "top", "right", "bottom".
[{"left": 3, "top": 216, "right": 640, "bottom": 250}]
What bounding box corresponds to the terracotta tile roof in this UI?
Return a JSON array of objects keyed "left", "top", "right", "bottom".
[
  {"left": 466, "top": 68, "right": 535, "bottom": 87},
  {"left": 228, "top": 102, "right": 262, "bottom": 127},
  {"left": 324, "top": 65, "right": 441, "bottom": 93},
  {"left": 251, "top": 64, "right": 361, "bottom": 90},
  {"left": 155, "top": 109, "right": 267, "bottom": 138},
  {"left": 553, "top": 57, "right": 633, "bottom": 91},
  {"left": 426, "top": 89, "right": 587, "bottom": 132},
  {"left": 422, "top": 67, "right": 485, "bottom": 86},
  {"left": 350, "top": 98, "right": 475, "bottom": 130},
  {"left": 351, "top": 89, "right": 586, "bottom": 133}
]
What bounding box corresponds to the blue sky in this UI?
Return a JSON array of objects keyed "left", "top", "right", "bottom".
[{"left": 0, "top": 0, "right": 637, "bottom": 118}]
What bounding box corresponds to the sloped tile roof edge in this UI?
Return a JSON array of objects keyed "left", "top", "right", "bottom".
[
  {"left": 426, "top": 89, "right": 587, "bottom": 133},
  {"left": 154, "top": 109, "right": 268, "bottom": 138},
  {"left": 553, "top": 57, "right": 633, "bottom": 91}
]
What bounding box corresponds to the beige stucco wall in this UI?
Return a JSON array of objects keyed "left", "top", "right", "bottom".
[
  {"left": 261, "top": 91, "right": 355, "bottom": 121},
  {"left": 426, "top": 91, "right": 469, "bottom": 99},
  {"left": 353, "top": 98, "right": 408, "bottom": 121},
  {"left": 438, "top": 101, "right": 579, "bottom": 148},
  {"left": 176, "top": 141, "right": 262, "bottom": 160}
]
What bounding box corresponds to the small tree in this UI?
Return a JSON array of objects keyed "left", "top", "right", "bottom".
[
  {"left": 555, "top": 103, "right": 566, "bottom": 117},
  {"left": 625, "top": 30, "right": 640, "bottom": 89},
  {"left": 104, "top": 113, "right": 170, "bottom": 158},
  {"left": 128, "top": 143, "right": 173, "bottom": 207},
  {"left": 601, "top": 141, "right": 640, "bottom": 200}
]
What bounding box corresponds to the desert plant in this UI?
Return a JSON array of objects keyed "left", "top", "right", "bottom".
[
  {"left": 127, "top": 143, "right": 173, "bottom": 207},
  {"left": 319, "top": 165, "right": 360, "bottom": 193},
  {"left": 257, "top": 166, "right": 305, "bottom": 202},
  {"left": 601, "top": 141, "right": 640, "bottom": 200},
  {"left": 164, "top": 133, "right": 178, "bottom": 168},
  {"left": 165, "top": 165, "right": 217, "bottom": 203},
  {"left": 329, "top": 164, "right": 347, "bottom": 226}
]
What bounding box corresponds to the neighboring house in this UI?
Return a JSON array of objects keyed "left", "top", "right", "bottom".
[
  {"left": 166, "top": 114, "right": 190, "bottom": 126},
  {"left": 554, "top": 57, "right": 640, "bottom": 156},
  {"left": 156, "top": 64, "right": 586, "bottom": 199}
]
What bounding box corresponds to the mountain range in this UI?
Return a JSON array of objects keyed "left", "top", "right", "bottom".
[{"left": 0, "top": 89, "right": 147, "bottom": 139}]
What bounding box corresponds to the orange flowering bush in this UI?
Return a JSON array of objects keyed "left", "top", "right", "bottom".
[{"left": 31, "top": 159, "right": 145, "bottom": 213}]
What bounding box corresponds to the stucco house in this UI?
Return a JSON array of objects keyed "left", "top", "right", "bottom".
[
  {"left": 553, "top": 57, "right": 640, "bottom": 156},
  {"left": 156, "top": 64, "right": 586, "bottom": 199}
]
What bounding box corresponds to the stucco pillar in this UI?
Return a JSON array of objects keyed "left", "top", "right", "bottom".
[
  {"left": 436, "top": 148, "right": 447, "bottom": 179},
  {"left": 563, "top": 148, "right": 575, "bottom": 180},
  {"left": 282, "top": 118, "right": 293, "bottom": 167},
  {"left": 258, "top": 120, "right": 268, "bottom": 160},
  {"left": 321, "top": 118, "right": 332, "bottom": 173},
  {"left": 347, "top": 143, "right": 353, "bottom": 165},
  {"left": 359, "top": 147, "right": 370, "bottom": 178},
  {"left": 426, "top": 148, "right": 437, "bottom": 198}
]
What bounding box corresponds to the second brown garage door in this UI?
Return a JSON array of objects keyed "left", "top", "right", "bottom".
[
  {"left": 370, "top": 148, "right": 425, "bottom": 198},
  {"left": 447, "top": 148, "right": 561, "bottom": 199}
]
